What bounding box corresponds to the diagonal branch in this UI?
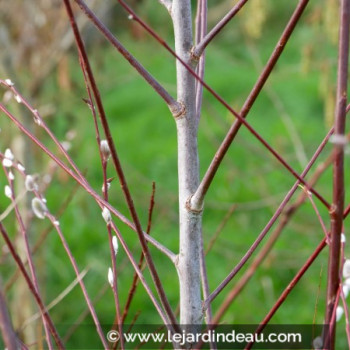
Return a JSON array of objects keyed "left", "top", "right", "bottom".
[
  {"left": 212, "top": 144, "right": 335, "bottom": 323},
  {"left": 203, "top": 127, "right": 334, "bottom": 308},
  {"left": 0, "top": 82, "right": 176, "bottom": 263},
  {"left": 0, "top": 279, "right": 21, "bottom": 350},
  {"left": 245, "top": 238, "right": 327, "bottom": 349},
  {"left": 191, "top": 0, "right": 310, "bottom": 210},
  {"left": 115, "top": 0, "right": 329, "bottom": 211},
  {"left": 0, "top": 223, "right": 64, "bottom": 350},
  {"left": 192, "top": 0, "right": 249, "bottom": 58},
  {"left": 0, "top": 101, "right": 176, "bottom": 263},
  {"left": 73, "top": 0, "right": 182, "bottom": 117}
]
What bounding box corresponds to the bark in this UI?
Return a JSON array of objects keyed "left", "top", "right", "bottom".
[
  {"left": 172, "top": 0, "right": 203, "bottom": 334},
  {"left": 324, "top": 0, "right": 350, "bottom": 349}
]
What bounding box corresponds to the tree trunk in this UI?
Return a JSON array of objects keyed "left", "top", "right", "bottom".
[{"left": 172, "top": 0, "right": 203, "bottom": 333}]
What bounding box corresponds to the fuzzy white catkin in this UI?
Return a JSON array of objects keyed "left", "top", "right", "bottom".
[
  {"left": 343, "top": 259, "right": 350, "bottom": 279},
  {"left": 14, "top": 94, "right": 22, "bottom": 104},
  {"left": 3, "top": 149, "right": 14, "bottom": 167},
  {"left": 2, "top": 158, "right": 12, "bottom": 167},
  {"left": 102, "top": 182, "right": 111, "bottom": 193},
  {"left": 4, "top": 185, "right": 12, "bottom": 198},
  {"left": 17, "top": 163, "right": 25, "bottom": 172},
  {"left": 112, "top": 236, "right": 119, "bottom": 256},
  {"left": 341, "top": 233, "right": 346, "bottom": 243},
  {"left": 343, "top": 285, "right": 350, "bottom": 299},
  {"left": 4, "top": 149, "right": 13, "bottom": 160},
  {"left": 5, "top": 79, "right": 14, "bottom": 86},
  {"left": 102, "top": 207, "right": 112, "bottom": 224},
  {"left": 100, "top": 140, "right": 111, "bottom": 161},
  {"left": 31, "top": 198, "right": 48, "bottom": 219},
  {"left": 108, "top": 267, "right": 114, "bottom": 287},
  {"left": 25, "top": 175, "right": 38, "bottom": 192},
  {"left": 336, "top": 306, "right": 344, "bottom": 322}
]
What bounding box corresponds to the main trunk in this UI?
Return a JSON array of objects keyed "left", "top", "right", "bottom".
[{"left": 172, "top": 0, "right": 203, "bottom": 330}]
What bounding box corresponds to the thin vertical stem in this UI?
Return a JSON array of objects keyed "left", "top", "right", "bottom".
[
  {"left": 46, "top": 213, "right": 109, "bottom": 349},
  {"left": 121, "top": 183, "right": 156, "bottom": 324},
  {"left": 199, "top": 234, "right": 216, "bottom": 350},
  {"left": 0, "top": 223, "right": 64, "bottom": 350},
  {"left": 193, "top": 0, "right": 249, "bottom": 57},
  {"left": 194, "top": 0, "right": 207, "bottom": 122},
  {"left": 325, "top": 1, "right": 350, "bottom": 349},
  {"left": 5, "top": 171, "right": 53, "bottom": 349},
  {"left": 245, "top": 238, "right": 327, "bottom": 349},
  {"left": 0, "top": 279, "right": 20, "bottom": 350}
]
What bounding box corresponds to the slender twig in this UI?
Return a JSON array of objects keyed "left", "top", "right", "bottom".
[
  {"left": 212, "top": 150, "right": 334, "bottom": 323},
  {"left": 339, "top": 240, "right": 350, "bottom": 347},
  {"left": 303, "top": 187, "right": 330, "bottom": 242},
  {"left": 344, "top": 204, "right": 350, "bottom": 218},
  {"left": 194, "top": 0, "right": 208, "bottom": 122},
  {"left": 21, "top": 269, "right": 89, "bottom": 330},
  {"left": 86, "top": 52, "right": 124, "bottom": 348},
  {"left": 193, "top": 0, "right": 249, "bottom": 58},
  {"left": 0, "top": 100, "right": 178, "bottom": 335},
  {"left": 0, "top": 279, "right": 20, "bottom": 350},
  {"left": 113, "top": 0, "right": 329, "bottom": 211},
  {"left": 191, "top": 0, "right": 311, "bottom": 210},
  {"left": 323, "top": 286, "right": 342, "bottom": 350},
  {"left": 3, "top": 169, "right": 53, "bottom": 350},
  {"left": 325, "top": 1, "right": 350, "bottom": 348},
  {"left": 0, "top": 187, "right": 27, "bottom": 222},
  {"left": 0, "top": 102, "right": 176, "bottom": 262},
  {"left": 2, "top": 82, "right": 89, "bottom": 188},
  {"left": 199, "top": 234, "right": 216, "bottom": 350},
  {"left": 204, "top": 127, "right": 334, "bottom": 308},
  {"left": 61, "top": 1, "right": 179, "bottom": 327},
  {"left": 121, "top": 182, "right": 156, "bottom": 324},
  {"left": 245, "top": 238, "right": 327, "bottom": 349},
  {"left": 108, "top": 221, "right": 177, "bottom": 333},
  {"left": 341, "top": 284, "right": 350, "bottom": 346},
  {"left": 0, "top": 223, "right": 64, "bottom": 349},
  {"left": 5, "top": 181, "right": 80, "bottom": 293},
  {"left": 46, "top": 213, "right": 109, "bottom": 349},
  {"left": 72, "top": 0, "right": 182, "bottom": 117},
  {"left": 105, "top": 192, "right": 125, "bottom": 350}
]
